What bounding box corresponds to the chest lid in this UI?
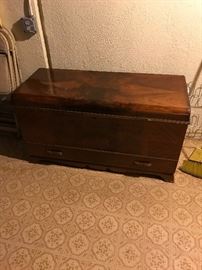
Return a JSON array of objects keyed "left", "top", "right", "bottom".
[{"left": 12, "top": 68, "right": 190, "bottom": 121}]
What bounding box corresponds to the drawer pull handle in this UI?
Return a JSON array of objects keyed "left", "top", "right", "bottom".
[
  {"left": 47, "top": 150, "right": 63, "bottom": 156},
  {"left": 133, "top": 160, "right": 152, "bottom": 167}
]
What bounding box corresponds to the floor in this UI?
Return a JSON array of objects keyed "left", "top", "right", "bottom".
[{"left": 0, "top": 136, "right": 202, "bottom": 270}]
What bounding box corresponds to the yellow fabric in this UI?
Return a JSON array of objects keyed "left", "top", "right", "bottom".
[
  {"left": 189, "top": 148, "right": 202, "bottom": 163},
  {"left": 180, "top": 160, "right": 202, "bottom": 178}
]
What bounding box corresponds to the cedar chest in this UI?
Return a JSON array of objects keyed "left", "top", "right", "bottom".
[{"left": 12, "top": 68, "right": 190, "bottom": 181}]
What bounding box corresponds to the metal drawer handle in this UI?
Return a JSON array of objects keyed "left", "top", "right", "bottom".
[
  {"left": 47, "top": 149, "right": 63, "bottom": 156},
  {"left": 133, "top": 160, "right": 152, "bottom": 167}
]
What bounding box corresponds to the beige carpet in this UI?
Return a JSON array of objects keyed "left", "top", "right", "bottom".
[{"left": 0, "top": 139, "right": 202, "bottom": 270}]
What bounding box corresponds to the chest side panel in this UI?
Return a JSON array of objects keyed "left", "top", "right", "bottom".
[{"left": 15, "top": 107, "right": 188, "bottom": 160}]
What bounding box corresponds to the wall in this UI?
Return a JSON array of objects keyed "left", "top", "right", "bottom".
[
  {"left": 0, "top": 0, "right": 48, "bottom": 81},
  {"left": 40, "top": 0, "right": 202, "bottom": 139},
  {"left": 41, "top": 0, "right": 201, "bottom": 79},
  {"left": 0, "top": 0, "right": 202, "bottom": 138}
]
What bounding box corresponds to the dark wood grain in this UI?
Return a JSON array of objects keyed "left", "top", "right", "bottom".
[
  {"left": 12, "top": 68, "right": 190, "bottom": 120},
  {"left": 15, "top": 107, "right": 187, "bottom": 160},
  {"left": 24, "top": 142, "right": 177, "bottom": 174},
  {"left": 13, "top": 68, "right": 190, "bottom": 181}
]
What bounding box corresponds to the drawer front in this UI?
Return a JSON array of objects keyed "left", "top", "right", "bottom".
[
  {"left": 25, "top": 143, "right": 177, "bottom": 174},
  {"left": 16, "top": 107, "right": 187, "bottom": 159}
]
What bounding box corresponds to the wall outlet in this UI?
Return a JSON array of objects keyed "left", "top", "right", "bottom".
[{"left": 21, "top": 16, "right": 37, "bottom": 34}]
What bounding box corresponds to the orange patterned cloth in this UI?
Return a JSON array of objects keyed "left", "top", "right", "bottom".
[{"left": 0, "top": 140, "right": 202, "bottom": 270}]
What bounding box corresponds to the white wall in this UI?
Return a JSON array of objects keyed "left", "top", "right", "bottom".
[
  {"left": 0, "top": 0, "right": 48, "bottom": 81},
  {"left": 40, "top": 0, "right": 202, "bottom": 82}
]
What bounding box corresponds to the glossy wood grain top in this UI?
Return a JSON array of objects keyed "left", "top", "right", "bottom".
[{"left": 12, "top": 68, "right": 190, "bottom": 120}]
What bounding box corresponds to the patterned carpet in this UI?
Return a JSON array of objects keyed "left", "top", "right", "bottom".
[{"left": 0, "top": 139, "right": 202, "bottom": 270}]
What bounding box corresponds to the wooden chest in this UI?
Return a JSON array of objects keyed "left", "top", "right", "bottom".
[{"left": 12, "top": 68, "right": 190, "bottom": 181}]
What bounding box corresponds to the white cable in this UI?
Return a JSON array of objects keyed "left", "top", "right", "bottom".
[{"left": 28, "top": 0, "right": 34, "bottom": 17}]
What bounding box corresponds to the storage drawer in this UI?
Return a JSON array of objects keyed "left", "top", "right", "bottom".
[
  {"left": 16, "top": 107, "right": 187, "bottom": 159},
  {"left": 25, "top": 143, "right": 177, "bottom": 174}
]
